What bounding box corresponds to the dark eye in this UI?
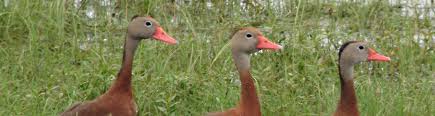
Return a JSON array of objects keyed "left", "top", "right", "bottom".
[
  {"left": 358, "top": 46, "right": 364, "bottom": 50},
  {"left": 145, "top": 21, "right": 152, "bottom": 27},
  {"left": 245, "top": 33, "right": 253, "bottom": 39}
]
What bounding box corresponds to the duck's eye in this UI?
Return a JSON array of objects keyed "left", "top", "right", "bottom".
[
  {"left": 358, "top": 46, "right": 364, "bottom": 50},
  {"left": 145, "top": 21, "right": 152, "bottom": 27},
  {"left": 245, "top": 33, "right": 253, "bottom": 39}
]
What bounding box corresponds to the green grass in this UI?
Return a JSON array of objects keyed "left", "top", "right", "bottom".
[{"left": 0, "top": 0, "right": 433, "bottom": 115}]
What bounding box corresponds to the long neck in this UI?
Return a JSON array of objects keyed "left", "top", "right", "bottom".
[
  {"left": 232, "top": 51, "right": 261, "bottom": 116},
  {"left": 335, "top": 59, "right": 359, "bottom": 116},
  {"left": 107, "top": 35, "right": 139, "bottom": 95}
]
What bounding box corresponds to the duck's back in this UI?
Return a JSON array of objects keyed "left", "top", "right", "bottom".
[{"left": 60, "top": 97, "right": 137, "bottom": 116}]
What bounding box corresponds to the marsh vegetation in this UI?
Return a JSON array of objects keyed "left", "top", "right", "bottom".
[{"left": 0, "top": 0, "right": 433, "bottom": 115}]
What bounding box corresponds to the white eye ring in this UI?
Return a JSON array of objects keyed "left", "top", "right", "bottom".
[
  {"left": 245, "top": 33, "right": 253, "bottom": 39},
  {"left": 145, "top": 21, "right": 152, "bottom": 27}
]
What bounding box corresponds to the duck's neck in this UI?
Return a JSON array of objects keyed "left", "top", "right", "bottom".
[
  {"left": 107, "top": 35, "right": 139, "bottom": 95},
  {"left": 232, "top": 51, "right": 261, "bottom": 116},
  {"left": 335, "top": 59, "right": 359, "bottom": 116}
]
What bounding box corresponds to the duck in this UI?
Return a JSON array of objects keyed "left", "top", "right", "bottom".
[
  {"left": 60, "top": 16, "right": 177, "bottom": 116},
  {"left": 207, "top": 27, "right": 282, "bottom": 116},
  {"left": 334, "top": 41, "right": 390, "bottom": 116}
]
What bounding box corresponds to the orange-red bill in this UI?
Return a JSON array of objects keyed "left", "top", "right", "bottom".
[
  {"left": 152, "top": 27, "right": 178, "bottom": 45},
  {"left": 368, "top": 48, "right": 390, "bottom": 61},
  {"left": 256, "top": 35, "right": 282, "bottom": 50}
]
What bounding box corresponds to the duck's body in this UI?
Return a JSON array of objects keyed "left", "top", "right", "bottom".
[
  {"left": 61, "top": 66, "right": 137, "bottom": 116},
  {"left": 61, "top": 93, "right": 136, "bottom": 116},
  {"left": 333, "top": 41, "right": 390, "bottom": 116},
  {"left": 207, "top": 27, "right": 282, "bottom": 116},
  {"left": 60, "top": 16, "right": 177, "bottom": 116}
]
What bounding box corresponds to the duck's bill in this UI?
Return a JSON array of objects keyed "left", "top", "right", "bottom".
[
  {"left": 368, "top": 48, "right": 390, "bottom": 61},
  {"left": 152, "top": 27, "right": 178, "bottom": 45},
  {"left": 256, "top": 35, "right": 282, "bottom": 50}
]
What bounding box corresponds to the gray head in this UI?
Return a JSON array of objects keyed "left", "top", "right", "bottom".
[
  {"left": 127, "top": 16, "right": 177, "bottom": 44},
  {"left": 230, "top": 27, "right": 282, "bottom": 54},
  {"left": 339, "top": 41, "right": 390, "bottom": 65}
]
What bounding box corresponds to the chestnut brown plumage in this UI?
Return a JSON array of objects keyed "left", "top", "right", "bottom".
[
  {"left": 207, "top": 27, "right": 282, "bottom": 116},
  {"left": 334, "top": 41, "right": 390, "bottom": 116},
  {"left": 60, "top": 16, "right": 177, "bottom": 116}
]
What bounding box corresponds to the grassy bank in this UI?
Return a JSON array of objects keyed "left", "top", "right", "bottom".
[{"left": 0, "top": 0, "right": 433, "bottom": 115}]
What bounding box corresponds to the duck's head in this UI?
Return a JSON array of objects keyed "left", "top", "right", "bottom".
[
  {"left": 230, "top": 27, "right": 282, "bottom": 54},
  {"left": 338, "top": 41, "right": 390, "bottom": 64},
  {"left": 127, "top": 16, "right": 177, "bottom": 45}
]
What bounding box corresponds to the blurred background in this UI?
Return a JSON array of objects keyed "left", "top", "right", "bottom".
[{"left": 0, "top": 0, "right": 433, "bottom": 115}]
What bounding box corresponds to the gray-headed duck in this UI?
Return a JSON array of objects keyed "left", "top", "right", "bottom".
[
  {"left": 60, "top": 16, "right": 177, "bottom": 116},
  {"left": 207, "top": 27, "right": 282, "bottom": 116}
]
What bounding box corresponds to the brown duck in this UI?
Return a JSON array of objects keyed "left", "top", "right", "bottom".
[
  {"left": 334, "top": 41, "right": 390, "bottom": 116},
  {"left": 60, "top": 16, "right": 177, "bottom": 116},
  {"left": 207, "top": 27, "right": 282, "bottom": 116}
]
